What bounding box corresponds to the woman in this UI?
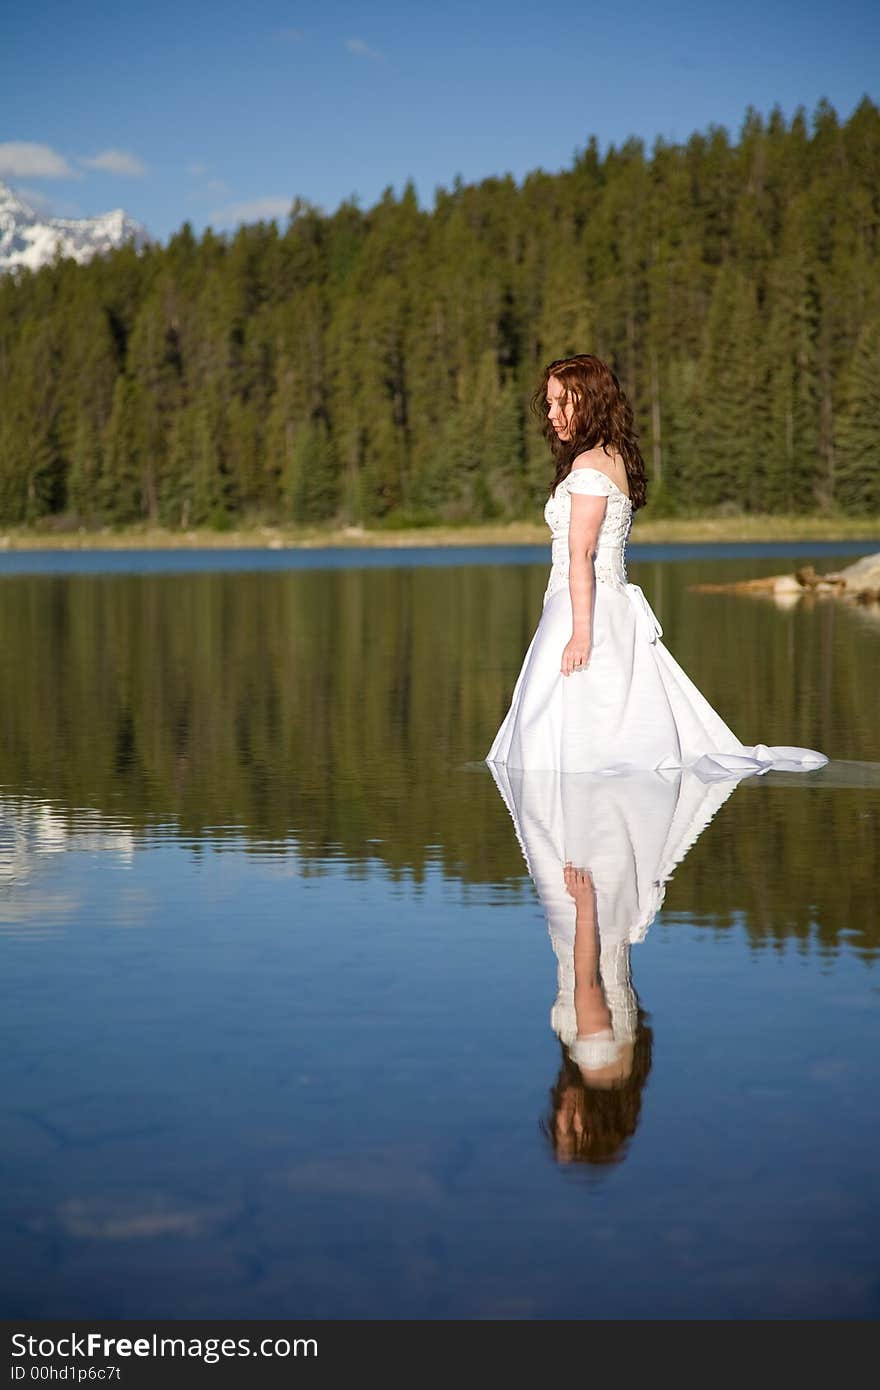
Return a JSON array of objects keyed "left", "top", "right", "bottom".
[{"left": 486, "top": 354, "right": 827, "bottom": 776}]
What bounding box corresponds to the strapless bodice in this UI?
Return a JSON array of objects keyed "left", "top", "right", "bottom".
[{"left": 542, "top": 469, "right": 633, "bottom": 604}]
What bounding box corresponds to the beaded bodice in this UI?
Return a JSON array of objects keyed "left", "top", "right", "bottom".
[{"left": 542, "top": 467, "right": 633, "bottom": 605}]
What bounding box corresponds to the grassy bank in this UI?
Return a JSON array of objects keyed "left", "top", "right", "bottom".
[{"left": 2, "top": 514, "right": 880, "bottom": 551}]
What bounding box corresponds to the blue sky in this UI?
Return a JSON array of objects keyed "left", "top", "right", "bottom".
[{"left": 2, "top": 0, "right": 878, "bottom": 243}]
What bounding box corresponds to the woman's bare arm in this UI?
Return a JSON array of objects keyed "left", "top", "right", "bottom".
[{"left": 561, "top": 491, "right": 606, "bottom": 677}]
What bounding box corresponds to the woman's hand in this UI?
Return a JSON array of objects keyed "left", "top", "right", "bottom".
[
  {"left": 561, "top": 633, "right": 591, "bottom": 676},
  {"left": 563, "top": 863, "right": 594, "bottom": 901}
]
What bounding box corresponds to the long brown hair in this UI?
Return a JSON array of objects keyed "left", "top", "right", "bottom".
[
  {"left": 540, "top": 1009, "right": 654, "bottom": 1166},
  {"left": 532, "top": 354, "right": 648, "bottom": 510}
]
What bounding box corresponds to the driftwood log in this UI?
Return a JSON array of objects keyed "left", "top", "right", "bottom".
[{"left": 690, "top": 552, "right": 880, "bottom": 605}]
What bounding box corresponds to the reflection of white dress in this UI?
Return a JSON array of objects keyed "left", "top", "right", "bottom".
[
  {"left": 489, "top": 763, "right": 740, "bottom": 1055},
  {"left": 486, "top": 468, "right": 827, "bottom": 776}
]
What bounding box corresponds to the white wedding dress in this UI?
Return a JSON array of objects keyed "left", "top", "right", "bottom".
[
  {"left": 488, "top": 762, "right": 743, "bottom": 1062},
  {"left": 486, "top": 468, "right": 827, "bottom": 776}
]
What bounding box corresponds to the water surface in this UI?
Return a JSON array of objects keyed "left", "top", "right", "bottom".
[{"left": 1, "top": 545, "right": 878, "bottom": 1319}]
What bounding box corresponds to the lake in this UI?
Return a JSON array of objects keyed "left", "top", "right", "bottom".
[{"left": 1, "top": 540, "right": 878, "bottom": 1320}]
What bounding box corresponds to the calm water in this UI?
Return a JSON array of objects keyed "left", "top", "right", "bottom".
[{"left": 1, "top": 543, "right": 878, "bottom": 1320}]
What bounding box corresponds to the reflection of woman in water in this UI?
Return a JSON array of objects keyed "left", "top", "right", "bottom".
[
  {"left": 489, "top": 762, "right": 742, "bottom": 1167},
  {"left": 543, "top": 863, "right": 653, "bottom": 1165}
]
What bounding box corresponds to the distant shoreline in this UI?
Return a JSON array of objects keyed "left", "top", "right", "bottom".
[{"left": 2, "top": 515, "right": 879, "bottom": 551}]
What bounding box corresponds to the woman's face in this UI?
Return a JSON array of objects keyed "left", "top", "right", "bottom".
[{"left": 546, "top": 375, "right": 576, "bottom": 441}]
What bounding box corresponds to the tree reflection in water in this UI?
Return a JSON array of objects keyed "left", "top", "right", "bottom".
[{"left": 0, "top": 563, "right": 877, "bottom": 955}]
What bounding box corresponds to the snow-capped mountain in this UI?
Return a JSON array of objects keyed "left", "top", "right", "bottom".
[{"left": 0, "top": 180, "right": 149, "bottom": 273}]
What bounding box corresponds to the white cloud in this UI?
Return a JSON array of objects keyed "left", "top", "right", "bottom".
[
  {"left": 279, "top": 26, "right": 304, "bottom": 41},
  {"left": 186, "top": 161, "right": 208, "bottom": 178},
  {"left": 80, "top": 149, "right": 148, "bottom": 177},
  {"left": 210, "top": 196, "right": 292, "bottom": 227},
  {"left": 0, "top": 142, "right": 77, "bottom": 178},
  {"left": 346, "top": 37, "right": 382, "bottom": 60}
]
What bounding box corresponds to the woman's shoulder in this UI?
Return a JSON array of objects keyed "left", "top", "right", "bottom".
[
  {"left": 568, "top": 449, "right": 629, "bottom": 499},
  {"left": 570, "top": 446, "right": 618, "bottom": 479}
]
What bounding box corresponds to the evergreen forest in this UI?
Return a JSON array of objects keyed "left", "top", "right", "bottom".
[{"left": 1, "top": 97, "right": 879, "bottom": 529}]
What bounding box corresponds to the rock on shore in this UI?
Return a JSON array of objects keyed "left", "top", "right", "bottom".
[{"left": 690, "top": 552, "right": 880, "bottom": 604}]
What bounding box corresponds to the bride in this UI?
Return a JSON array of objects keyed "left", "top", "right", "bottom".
[{"left": 486, "top": 354, "right": 827, "bottom": 777}]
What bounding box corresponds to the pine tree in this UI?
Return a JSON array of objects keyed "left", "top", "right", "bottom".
[
  {"left": 836, "top": 317, "right": 880, "bottom": 511},
  {"left": 762, "top": 202, "right": 820, "bottom": 512}
]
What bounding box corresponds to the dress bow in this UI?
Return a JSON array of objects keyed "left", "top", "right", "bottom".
[{"left": 625, "top": 583, "right": 663, "bottom": 643}]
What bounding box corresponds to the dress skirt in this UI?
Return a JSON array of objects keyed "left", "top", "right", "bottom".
[{"left": 486, "top": 581, "right": 827, "bottom": 778}]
